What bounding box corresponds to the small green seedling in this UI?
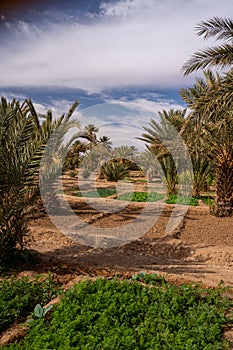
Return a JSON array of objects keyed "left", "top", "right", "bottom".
[{"left": 33, "top": 304, "right": 53, "bottom": 318}]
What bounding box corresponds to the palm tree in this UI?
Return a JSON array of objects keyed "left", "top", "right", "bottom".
[
  {"left": 113, "top": 145, "right": 139, "bottom": 162},
  {"left": 0, "top": 98, "right": 80, "bottom": 264},
  {"left": 180, "top": 70, "right": 219, "bottom": 197},
  {"left": 64, "top": 140, "right": 88, "bottom": 170},
  {"left": 181, "top": 69, "right": 233, "bottom": 216},
  {"left": 182, "top": 17, "right": 233, "bottom": 75},
  {"left": 98, "top": 135, "right": 112, "bottom": 151},
  {"left": 82, "top": 124, "right": 99, "bottom": 149},
  {"left": 139, "top": 110, "right": 188, "bottom": 196}
]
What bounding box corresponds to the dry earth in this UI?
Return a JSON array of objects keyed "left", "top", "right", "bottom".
[{"left": 27, "top": 194, "right": 233, "bottom": 288}]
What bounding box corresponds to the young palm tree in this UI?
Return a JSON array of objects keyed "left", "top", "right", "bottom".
[
  {"left": 139, "top": 110, "right": 187, "bottom": 196},
  {"left": 183, "top": 17, "right": 233, "bottom": 75}
]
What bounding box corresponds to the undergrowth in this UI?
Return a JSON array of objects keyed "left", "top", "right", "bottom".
[
  {"left": 73, "top": 188, "right": 117, "bottom": 198},
  {"left": 166, "top": 195, "right": 199, "bottom": 206},
  {"left": 0, "top": 273, "right": 62, "bottom": 334},
  {"left": 117, "top": 191, "right": 164, "bottom": 202},
  {"left": 5, "top": 276, "right": 232, "bottom": 349}
]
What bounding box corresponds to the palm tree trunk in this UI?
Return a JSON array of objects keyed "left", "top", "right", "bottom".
[{"left": 214, "top": 156, "right": 233, "bottom": 217}]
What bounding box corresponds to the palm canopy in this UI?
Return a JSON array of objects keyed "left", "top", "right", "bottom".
[{"left": 182, "top": 17, "right": 233, "bottom": 75}]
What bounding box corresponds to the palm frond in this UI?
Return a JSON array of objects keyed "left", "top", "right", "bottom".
[
  {"left": 196, "top": 17, "right": 233, "bottom": 41},
  {"left": 183, "top": 44, "right": 233, "bottom": 75}
]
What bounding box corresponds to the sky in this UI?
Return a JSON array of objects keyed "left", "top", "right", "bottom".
[{"left": 1, "top": 0, "right": 233, "bottom": 146}]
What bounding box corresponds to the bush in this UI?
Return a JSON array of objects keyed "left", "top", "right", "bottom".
[
  {"left": 6, "top": 277, "right": 231, "bottom": 349},
  {"left": 101, "top": 161, "right": 130, "bottom": 181},
  {"left": 166, "top": 195, "right": 199, "bottom": 206},
  {"left": 117, "top": 191, "right": 164, "bottom": 202},
  {"left": 0, "top": 274, "right": 61, "bottom": 334}
]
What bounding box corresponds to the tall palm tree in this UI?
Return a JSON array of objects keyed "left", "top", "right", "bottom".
[
  {"left": 182, "top": 17, "right": 233, "bottom": 75},
  {"left": 179, "top": 70, "right": 219, "bottom": 197},
  {"left": 181, "top": 69, "right": 233, "bottom": 216}
]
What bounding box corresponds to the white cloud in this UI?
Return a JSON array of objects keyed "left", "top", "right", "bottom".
[{"left": 1, "top": 0, "right": 233, "bottom": 91}]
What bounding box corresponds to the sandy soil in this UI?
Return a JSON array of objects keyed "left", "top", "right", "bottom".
[{"left": 27, "top": 194, "right": 233, "bottom": 288}]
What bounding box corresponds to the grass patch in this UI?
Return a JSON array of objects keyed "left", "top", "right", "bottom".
[
  {"left": 166, "top": 195, "right": 199, "bottom": 206},
  {"left": 117, "top": 191, "right": 164, "bottom": 202},
  {"left": 0, "top": 273, "right": 62, "bottom": 334},
  {"left": 6, "top": 276, "right": 232, "bottom": 349},
  {"left": 73, "top": 188, "right": 117, "bottom": 198}
]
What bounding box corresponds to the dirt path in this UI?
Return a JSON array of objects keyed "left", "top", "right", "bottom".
[{"left": 27, "top": 197, "right": 233, "bottom": 288}]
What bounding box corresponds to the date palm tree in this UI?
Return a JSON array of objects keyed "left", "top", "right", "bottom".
[
  {"left": 181, "top": 70, "right": 233, "bottom": 216},
  {"left": 183, "top": 17, "right": 233, "bottom": 75},
  {"left": 82, "top": 124, "right": 99, "bottom": 149},
  {"left": 0, "top": 98, "right": 80, "bottom": 264},
  {"left": 139, "top": 110, "right": 187, "bottom": 196},
  {"left": 182, "top": 16, "right": 233, "bottom": 216},
  {"left": 98, "top": 136, "right": 112, "bottom": 151}
]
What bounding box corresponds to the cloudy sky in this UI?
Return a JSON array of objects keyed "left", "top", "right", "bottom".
[{"left": 1, "top": 0, "right": 233, "bottom": 145}]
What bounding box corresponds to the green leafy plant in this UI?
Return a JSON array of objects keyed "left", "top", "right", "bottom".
[
  {"left": 166, "top": 194, "right": 199, "bottom": 206},
  {"left": 131, "top": 272, "right": 166, "bottom": 284},
  {"left": 33, "top": 304, "right": 53, "bottom": 319},
  {"left": 73, "top": 188, "right": 117, "bottom": 198},
  {"left": 117, "top": 191, "right": 164, "bottom": 202},
  {"left": 6, "top": 278, "right": 232, "bottom": 349},
  {"left": 0, "top": 273, "right": 61, "bottom": 334}
]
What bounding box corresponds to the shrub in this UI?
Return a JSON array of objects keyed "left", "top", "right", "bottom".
[
  {"left": 6, "top": 277, "right": 231, "bottom": 349},
  {"left": 0, "top": 274, "right": 61, "bottom": 334}
]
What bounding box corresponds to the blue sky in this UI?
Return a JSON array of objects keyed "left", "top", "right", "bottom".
[{"left": 1, "top": 0, "right": 233, "bottom": 145}]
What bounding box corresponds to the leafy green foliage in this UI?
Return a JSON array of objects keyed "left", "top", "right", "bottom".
[
  {"left": 117, "top": 191, "right": 164, "bottom": 202},
  {"left": 131, "top": 271, "right": 166, "bottom": 284},
  {"left": 32, "top": 304, "right": 53, "bottom": 319},
  {"left": 0, "top": 274, "right": 61, "bottom": 334},
  {"left": 73, "top": 188, "right": 117, "bottom": 198},
  {"left": 7, "top": 277, "right": 231, "bottom": 349},
  {"left": 166, "top": 195, "right": 199, "bottom": 206}
]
